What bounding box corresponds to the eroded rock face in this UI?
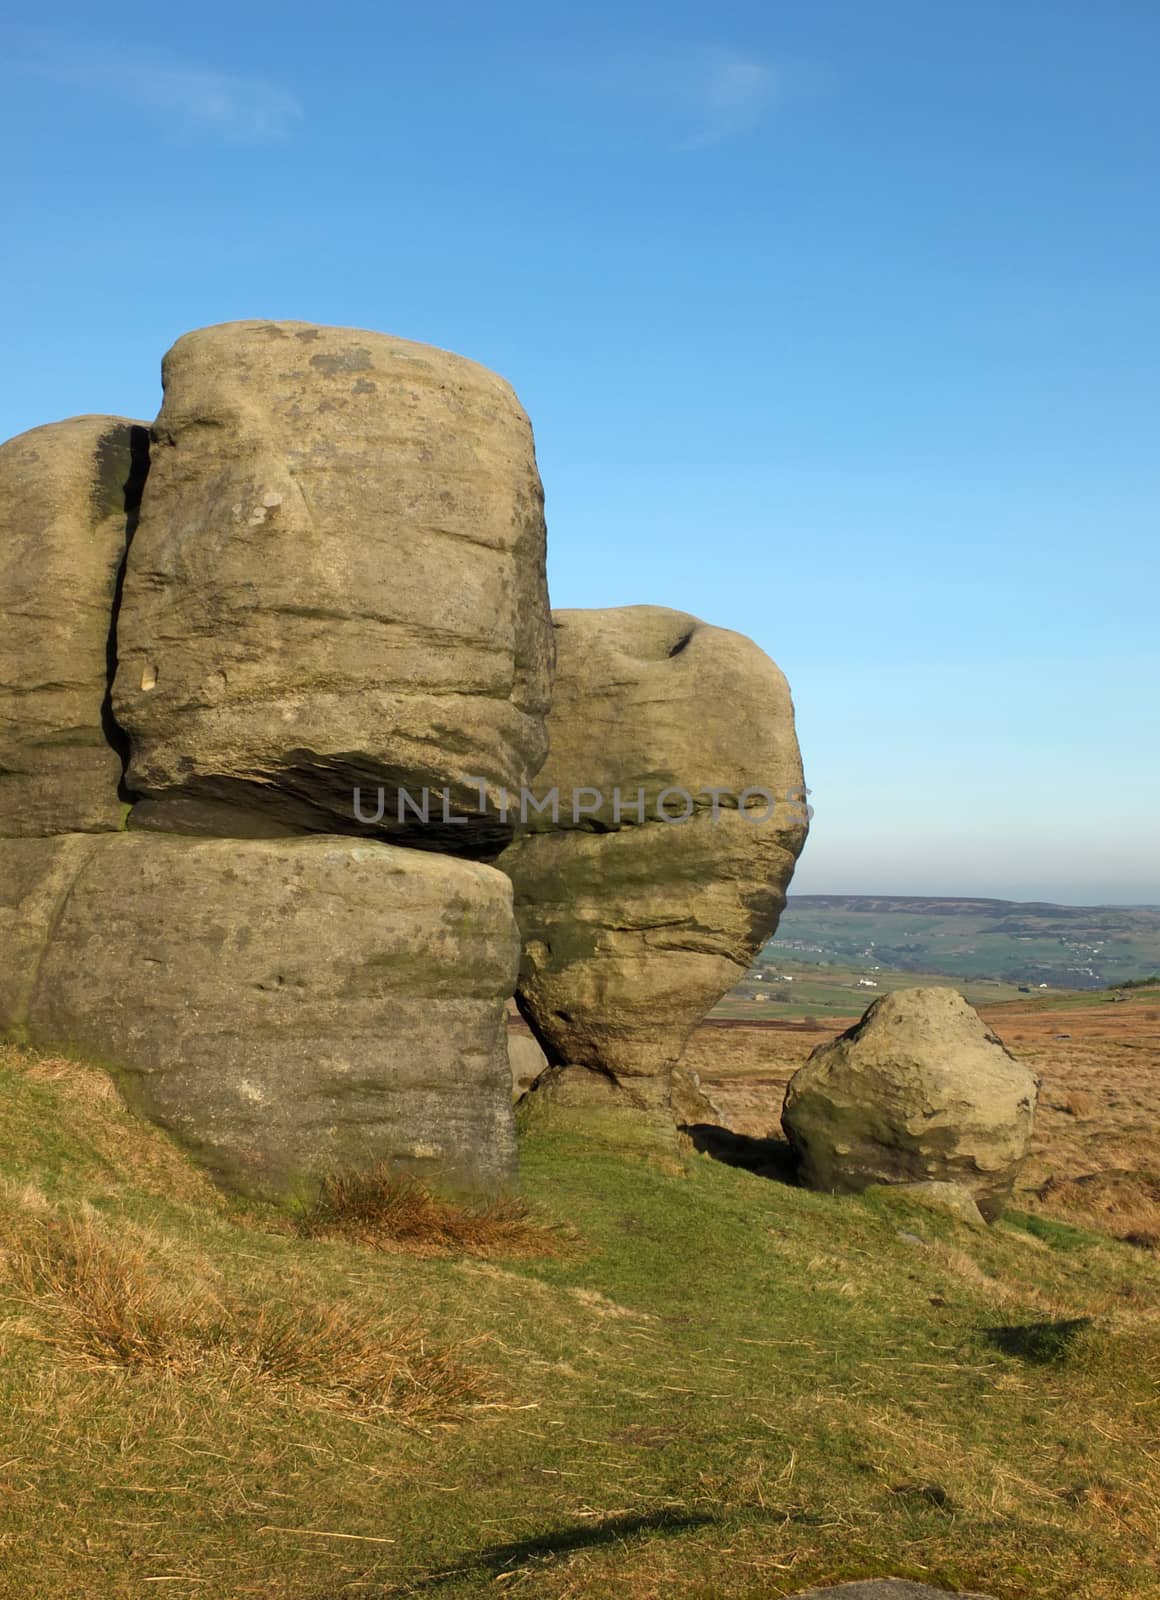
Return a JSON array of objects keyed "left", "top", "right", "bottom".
[
  {"left": 0, "top": 416, "right": 148, "bottom": 836},
  {"left": 781, "top": 988, "right": 1039, "bottom": 1221},
  {"left": 507, "top": 1015, "right": 549, "bottom": 1101},
  {"left": 112, "top": 321, "right": 553, "bottom": 853},
  {"left": 0, "top": 833, "right": 520, "bottom": 1198},
  {"left": 498, "top": 606, "right": 808, "bottom": 1106}
]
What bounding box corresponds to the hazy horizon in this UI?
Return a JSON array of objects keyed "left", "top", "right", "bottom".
[{"left": 785, "top": 887, "right": 1160, "bottom": 911}]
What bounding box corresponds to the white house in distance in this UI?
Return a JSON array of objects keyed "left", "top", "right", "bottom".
[{"left": 856, "top": 978, "right": 878, "bottom": 989}]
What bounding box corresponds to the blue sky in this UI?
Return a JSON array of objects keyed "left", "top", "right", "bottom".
[{"left": 2, "top": 1, "right": 1157, "bottom": 904}]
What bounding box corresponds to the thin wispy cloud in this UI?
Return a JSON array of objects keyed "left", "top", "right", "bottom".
[
  {"left": 556, "top": 43, "right": 780, "bottom": 153},
  {"left": 677, "top": 52, "right": 776, "bottom": 151},
  {"left": 11, "top": 37, "right": 302, "bottom": 143}
]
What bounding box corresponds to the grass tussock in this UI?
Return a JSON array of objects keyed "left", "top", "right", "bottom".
[
  {"left": 299, "top": 1166, "right": 572, "bottom": 1259},
  {"left": 1038, "top": 1167, "right": 1160, "bottom": 1250},
  {"left": 0, "top": 1191, "right": 489, "bottom": 1425},
  {"left": 1, "top": 1199, "right": 205, "bottom": 1373}
]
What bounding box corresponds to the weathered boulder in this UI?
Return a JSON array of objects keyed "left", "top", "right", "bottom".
[
  {"left": 0, "top": 833, "right": 520, "bottom": 1198},
  {"left": 507, "top": 1018, "right": 549, "bottom": 1101},
  {"left": 524, "top": 1063, "right": 630, "bottom": 1109},
  {"left": 781, "top": 989, "right": 1039, "bottom": 1221},
  {"left": 498, "top": 606, "right": 808, "bottom": 1106},
  {"left": 0, "top": 416, "right": 148, "bottom": 836},
  {"left": 112, "top": 320, "right": 553, "bottom": 853}
]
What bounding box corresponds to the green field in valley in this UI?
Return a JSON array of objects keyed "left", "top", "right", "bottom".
[
  {"left": 764, "top": 896, "right": 1160, "bottom": 991},
  {"left": 707, "top": 895, "right": 1160, "bottom": 1020},
  {"left": 711, "top": 962, "right": 1041, "bottom": 1022}
]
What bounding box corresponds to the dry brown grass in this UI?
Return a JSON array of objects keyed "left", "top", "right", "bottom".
[
  {"left": 299, "top": 1166, "right": 572, "bottom": 1259},
  {"left": 1037, "top": 1168, "right": 1160, "bottom": 1251},
  {"left": 3, "top": 1037, "right": 1159, "bottom": 1597},
  {"left": 0, "top": 1190, "right": 490, "bottom": 1425},
  {"left": 1, "top": 1198, "right": 208, "bottom": 1372},
  {"left": 222, "top": 1299, "right": 492, "bottom": 1422},
  {"left": 1056, "top": 1088, "right": 1095, "bottom": 1118}
]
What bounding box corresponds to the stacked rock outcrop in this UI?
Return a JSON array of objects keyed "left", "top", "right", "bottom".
[
  {"left": 0, "top": 322, "right": 551, "bottom": 1198},
  {"left": 1, "top": 321, "right": 810, "bottom": 1195},
  {"left": 781, "top": 988, "right": 1039, "bottom": 1221},
  {"left": 498, "top": 606, "right": 809, "bottom": 1108}
]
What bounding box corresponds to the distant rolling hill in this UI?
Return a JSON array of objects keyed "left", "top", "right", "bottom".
[{"left": 764, "top": 894, "right": 1160, "bottom": 990}]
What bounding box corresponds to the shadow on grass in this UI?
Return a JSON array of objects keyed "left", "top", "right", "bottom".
[
  {"left": 682, "top": 1122, "right": 798, "bottom": 1184},
  {"left": 981, "top": 1316, "right": 1093, "bottom": 1365},
  {"left": 389, "top": 1509, "right": 720, "bottom": 1592}
]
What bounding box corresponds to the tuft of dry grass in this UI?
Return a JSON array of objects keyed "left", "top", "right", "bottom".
[
  {"left": 224, "top": 1299, "right": 491, "bottom": 1423},
  {"left": 1, "top": 1201, "right": 208, "bottom": 1372},
  {"left": 19, "top": 1053, "right": 120, "bottom": 1106},
  {"left": 298, "top": 1166, "right": 572, "bottom": 1259},
  {"left": 1038, "top": 1168, "right": 1160, "bottom": 1251},
  {"left": 0, "top": 1192, "right": 489, "bottom": 1424}
]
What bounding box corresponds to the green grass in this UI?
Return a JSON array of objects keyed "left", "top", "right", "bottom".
[
  {"left": 0, "top": 1046, "right": 1158, "bottom": 1598},
  {"left": 1001, "top": 1210, "right": 1100, "bottom": 1253},
  {"left": 714, "top": 965, "right": 1160, "bottom": 1025},
  {"left": 712, "top": 962, "right": 1041, "bottom": 1021}
]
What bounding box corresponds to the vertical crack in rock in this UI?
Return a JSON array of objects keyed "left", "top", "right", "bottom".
[{"left": 99, "top": 424, "right": 151, "bottom": 797}]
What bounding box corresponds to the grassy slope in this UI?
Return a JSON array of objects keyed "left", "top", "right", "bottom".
[{"left": 0, "top": 1046, "right": 1157, "bottom": 1600}]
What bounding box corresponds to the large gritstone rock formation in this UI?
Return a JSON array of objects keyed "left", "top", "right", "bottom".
[
  {"left": 498, "top": 606, "right": 808, "bottom": 1107},
  {"left": 112, "top": 321, "right": 553, "bottom": 854},
  {"left": 781, "top": 988, "right": 1039, "bottom": 1222},
  {"left": 0, "top": 320, "right": 557, "bottom": 1200},
  {"left": 0, "top": 416, "right": 149, "bottom": 837},
  {"left": 0, "top": 833, "right": 520, "bottom": 1198}
]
